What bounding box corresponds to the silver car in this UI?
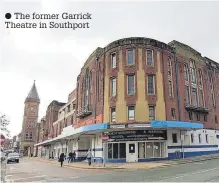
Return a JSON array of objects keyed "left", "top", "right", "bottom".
[{"left": 7, "top": 152, "right": 20, "bottom": 163}]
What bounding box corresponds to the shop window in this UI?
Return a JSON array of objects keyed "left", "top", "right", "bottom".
[
  {"left": 119, "top": 143, "right": 126, "bottom": 159},
  {"left": 129, "top": 143, "right": 135, "bottom": 153},
  {"left": 153, "top": 142, "right": 161, "bottom": 157},
  {"left": 198, "top": 134, "right": 202, "bottom": 144},
  {"left": 205, "top": 134, "right": 209, "bottom": 144},
  {"left": 172, "top": 133, "right": 178, "bottom": 143},
  {"left": 113, "top": 143, "right": 118, "bottom": 159},
  {"left": 128, "top": 106, "right": 135, "bottom": 120},
  {"left": 111, "top": 53, "right": 116, "bottom": 69},
  {"left": 107, "top": 143, "right": 126, "bottom": 159},
  {"left": 191, "top": 133, "right": 194, "bottom": 144},
  {"left": 171, "top": 108, "right": 176, "bottom": 120},
  {"left": 146, "top": 142, "right": 153, "bottom": 158},
  {"left": 138, "top": 142, "right": 145, "bottom": 158}
]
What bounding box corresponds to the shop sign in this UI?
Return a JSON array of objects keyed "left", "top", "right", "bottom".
[
  {"left": 107, "top": 130, "right": 167, "bottom": 142},
  {"left": 110, "top": 124, "right": 127, "bottom": 129},
  {"left": 128, "top": 124, "right": 150, "bottom": 128}
]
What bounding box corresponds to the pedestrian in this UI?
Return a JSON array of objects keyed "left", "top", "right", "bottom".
[
  {"left": 86, "top": 149, "right": 93, "bottom": 166},
  {"left": 68, "top": 151, "right": 72, "bottom": 163},
  {"left": 72, "top": 151, "right": 76, "bottom": 162},
  {"left": 59, "top": 152, "right": 65, "bottom": 167}
]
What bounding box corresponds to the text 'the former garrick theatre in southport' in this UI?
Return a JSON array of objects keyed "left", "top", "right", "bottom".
[{"left": 34, "top": 37, "right": 219, "bottom": 163}]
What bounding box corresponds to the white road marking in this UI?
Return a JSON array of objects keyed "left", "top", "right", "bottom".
[
  {"left": 157, "top": 167, "right": 219, "bottom": 181},
  {"left": 9, "top": 175, "right": 47, "bottom": 181}
]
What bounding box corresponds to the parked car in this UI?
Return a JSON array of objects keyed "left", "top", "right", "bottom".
[{"left": 7, "top": 152, "right": 19, "bottom": 163}]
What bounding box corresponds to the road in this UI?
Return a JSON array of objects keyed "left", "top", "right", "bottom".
[{"left": 5, "top": 158, "right": 219, "bottom": 182}]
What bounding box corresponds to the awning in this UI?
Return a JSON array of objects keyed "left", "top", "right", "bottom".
[
  {"left": 34, "top": 123, "right": 109, "bottom": 147},
  {"left": 151, "top": 120, "right": 203, "bottom": 129}
]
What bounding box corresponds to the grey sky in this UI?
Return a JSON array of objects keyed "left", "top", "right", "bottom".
[{"left": 0, "top": 1, "right": 218, "bottom": 136}]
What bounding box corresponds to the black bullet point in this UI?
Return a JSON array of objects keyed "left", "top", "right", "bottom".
[{"left": 5, "top": 13, "right": 11, "bottom": 19}]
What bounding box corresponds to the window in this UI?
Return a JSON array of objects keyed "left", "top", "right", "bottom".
[
  {"left": 204, "top": 115, "right": 207, "bottom": 122},
  {"left": 111, "top": 78, "right": 117, "bottom": 96},
  {"left": 171, "top": 108, "right": 176, "bottom": 120},
  {"left": 209, "top": 74, "right": 215, "bottom": 107},
  {"left": 198, "top": 134, "right": 202, "bottom": 144},
  {"left": 198, "top": 70, "right": 203, "bottom": 86},
  {"left": 196, "top": 113, "right": 200, "bottom": 121},
  {"left": 189, "top": 112, "right": 193, "bottom": 120},
  {"left": 185, "top": 85, "right": 190, "bottom": 104},
  {"left": 190, "top": 60, "right": 196, "bottom": 83},
  {"left": 127, "top": 49, "right": 134, "bottom": 65},
  {"left": 215, "top": 116, "right": 218, "bottom": 124},
  {"left": 107, "top": 143, "right": 126, "bottom": 159},
  {"left": 199, "top": 90, "right": 204, "bottom": 107},
  {"left": 146, "top": 50, "right": 153, "bottom": 66},
  {"left": 128, "top": 106, "right": 135, "bottom": 120},
  {"left": 205, "top": 134, "right": 209, "bottom": 143},
  {"left": 167, "top": 57, "right": 173, "bottom": 97},
  {"left": 89, "top": 71, "right": 92, "bottom": 91},
  {"left": 111, "top": 108, "right": 116, "bottom": 123},
  {"left": 149, "top": 105, "right": 155, "bottom": 120},
  {"left": 147, "top": 75, "right": 155, "bottom": 95},
  {"left": 184, "top": 64, "right": 189, "bottom": 82},
  {"left": 192, "top": 88, "right": 198, "bottom": 106},
  {"left": 127, "top": 75, "right": 135, "bottom": 95},
  {"left": 30, "top": 132, "right": 33, "bottom": 140},
  {"left": 25, "top": 132, "right": 29, "bottom": 140},
  {"left": 172, "top": 133, "right": 178, "bottom": 143},
  {"left": 111, "top": 53, "right": 116, "bottom": 68},
  {"left": 71, "top": 115, "right": 74, "bottom": 125},
  {"left": 191, "top": 134, "right": 194, "bottom": 143}
]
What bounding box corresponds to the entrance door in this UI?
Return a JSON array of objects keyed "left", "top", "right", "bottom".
[{"left": 126, "top": 142, "right": 137, "bottom": 162}]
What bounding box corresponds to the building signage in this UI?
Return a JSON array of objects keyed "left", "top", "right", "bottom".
[
  {"left": 107, "top": 130, "right": 167, "bottom": 142},
  {"left": 110, "top": 124, "right": 127, "bottom": 129}
]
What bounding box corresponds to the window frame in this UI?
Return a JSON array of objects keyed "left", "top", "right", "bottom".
[
  {"left": 146, "top": 49, "right": 153, "bottom": 66},
  {"left": 172, "top": 133, "right": 178, "bottom": 143},
  {"left": 111, "top": 52, "right": 117, "bottom": 69},
  {"left": 147, "top": 75, "right": 155, "bottom": 95},
  {"left": 126, "top": 49, "right": 135, "bottom": 65},
  {"left": 110, "top": 107, "right": 116, "bottom": 123},
  {"left": 128, "top": 106, "right": 135, "bottom": 121},
  {"left": 110, "top": 77, "right": 117, "bottom": 97},
  {"left": 127, "top": 74, "right": 135, "bottom": 95},
  {"left": 149, "top": 105, "right": 155, "bottom": 120}
]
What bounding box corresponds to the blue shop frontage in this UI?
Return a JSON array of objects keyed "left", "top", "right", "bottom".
[{"left": 34, "top": 121, "right": 219, "bottom": 163}]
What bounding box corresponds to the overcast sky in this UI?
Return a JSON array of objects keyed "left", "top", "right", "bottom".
[{"left": 0, "top": 0, "right": 219, "bottom": 137}]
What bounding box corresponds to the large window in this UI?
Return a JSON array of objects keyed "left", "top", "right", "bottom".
[
  {"left": 127, "top": 75, "right": 135, "bottom": 95},
  {"left": 128, "top": 106, "right": 135, "bottom": 120},
  {"left": 199, "top": 90, "right": 204, "bottom": 107},
  {"left": 111, "top": 78, "right": 117, "bottom": 96},
  {"left": 146, "top": 50, "right": 153, "bottom": 66},
  {"left": 147, "top": 75, "right": 155, "bottom": 95},
  {"left": 184, "top": 64, "right": 189, "bottom": 82},
  {"left": 107, "top": 143, "right": 126, "bottom": 159},
  {"left": 111, "top": 53, "right": 116, "bottom": 69},
  {"left": 138, "top": 142, "right": 165, "bottom": 158},
  {"left": 185, "top": 85, "right": 190, "bottom": 104},
  {"left": 127, "top": 49, "right": 134, "bottom": 65}
]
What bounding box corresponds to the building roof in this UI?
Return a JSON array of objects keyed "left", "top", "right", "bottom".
[{"left": 25, "top": 80, "right": 40, "bottom": 102}]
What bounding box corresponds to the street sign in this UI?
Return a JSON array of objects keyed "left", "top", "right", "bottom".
[{"left": 0, "top": 134, "right": 6, "bottom": 146}]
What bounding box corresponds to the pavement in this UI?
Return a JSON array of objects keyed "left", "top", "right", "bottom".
[
  {"left": 5, "top": 157, "right": 219, "bottom": 182},
  {"left": 27, "top": 153, "right": 219, "bottom": 170}
]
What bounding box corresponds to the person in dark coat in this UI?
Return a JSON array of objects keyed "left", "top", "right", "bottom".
[
  {"left": 68, "top": 152, "right": 73, "bottom": 163},
  {"left": 72, "top": 151, "right": 76, "bottom": 162},
  {"left": 59, "top": 153, "right": 65, "bottom": 167}
]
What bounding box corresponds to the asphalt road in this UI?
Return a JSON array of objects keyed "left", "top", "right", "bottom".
[{"left": 5, "top": 158, "right": 219, "bottom": 182}]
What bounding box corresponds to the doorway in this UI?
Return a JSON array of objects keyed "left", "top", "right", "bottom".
[{"left": 126, "top": 142, "right": 137, "bottom": 162}]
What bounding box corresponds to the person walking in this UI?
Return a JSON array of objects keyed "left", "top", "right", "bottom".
[
  {"left": 59, "top": 152, "right": 65, "bottom": 167},
  {"left": 68, "top": 151, "right": 72, "bottom": 163},
  {"left": 72, "top": 151, "right": 76, "bottom": 162},
  {"left": 86, "top": 149, "right": 93, "bottom": 166}
]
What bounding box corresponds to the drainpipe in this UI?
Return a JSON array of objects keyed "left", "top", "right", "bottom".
[{"left": 173, "top": 49, "right": 181, "bottom": 121}]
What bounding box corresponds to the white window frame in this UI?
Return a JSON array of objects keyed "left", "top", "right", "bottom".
[
  {"left": 111, "top": 53, "right": 116, "bottom": 69},
  {"left": 128, "top": 106, "right": 135, "bottom": 120},
  {"left": 111, "top": 77, "right": 117, "bottom": 96},
  {"left": 146, "top": 50, "right": 153, "bottom": 66}
]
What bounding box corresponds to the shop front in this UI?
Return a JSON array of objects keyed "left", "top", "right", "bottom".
[{"left": 104, "top": 129, "right": 168, "bottom": 163}]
